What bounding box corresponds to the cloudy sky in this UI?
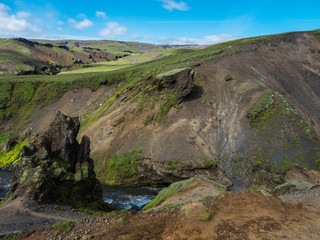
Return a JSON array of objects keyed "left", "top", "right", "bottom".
[{"left": 1, "top": 0, "right": 320, "bottom": 45}]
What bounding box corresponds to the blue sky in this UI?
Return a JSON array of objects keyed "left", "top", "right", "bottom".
[{"left": 0, "top": 0, "right": 320, "bottom": 45}]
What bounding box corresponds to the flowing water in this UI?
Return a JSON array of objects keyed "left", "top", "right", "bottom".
[
  {"left": 102, "top": 185, "right": 162, "bottom": 210},
  {"left": 0, "top": 170, "right": 160, "bottom": 210},
  {"left": 0, "top": 169, "right": 12, "bottom": 199}
]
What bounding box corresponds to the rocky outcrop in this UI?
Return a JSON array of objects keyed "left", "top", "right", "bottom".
[
  {"left": 8, "top": 112, "right": 104, "bottom": 208},
  {"left": 155, "top": 68, "right": 194, "bottom": 102}
]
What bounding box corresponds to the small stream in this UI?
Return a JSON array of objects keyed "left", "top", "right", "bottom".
[{"left": 0, "top": 170, "right": 160, "bottom": 209}]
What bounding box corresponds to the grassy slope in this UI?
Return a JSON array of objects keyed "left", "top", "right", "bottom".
[
  {"left": 0, "top": 32, "right": 286, "bottom": 136},
  {"left": 0, "top": 30, "right": 318, "bottom": 137},
  {"left": 0, "top": 38, "right": 167, "bottom": 75},
  {"left": 59, "top": 47, "right": 195, "bottom": 74}
]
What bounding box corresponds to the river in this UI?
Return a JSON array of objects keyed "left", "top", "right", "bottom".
[
  {"left": 102, "top": 185, "right": 162, "bottom": 210},
  {"left": 0, "top": 170, "right": 160, "bottom": 210},
  {"left": 0, "top": 169, "right": 12, "bottom": 199}
]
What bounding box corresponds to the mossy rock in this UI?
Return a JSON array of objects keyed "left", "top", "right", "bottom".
[
  {"left": 274, "top": 181, "right": 314, "bottom": 194},
  {"left": 143, "top": 176, "right": 226, "bottom": 211},
  {"left": 156, "top": 68, "right": 190, "bottom": 79},
  {"left": 0, "top": 140, "right": 29, "bottom": 169}
]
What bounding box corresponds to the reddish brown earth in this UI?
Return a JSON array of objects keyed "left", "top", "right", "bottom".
[{"left": 17, "top": 191, "right": 320, "bottom": 240}]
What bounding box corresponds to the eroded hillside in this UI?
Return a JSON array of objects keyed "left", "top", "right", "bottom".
[{"left": 1, "top": 30, "right": 320, "bottom": 190}]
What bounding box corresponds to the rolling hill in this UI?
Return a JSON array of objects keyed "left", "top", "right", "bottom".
[{"left": 0, "top": 38, "right": 194, "bottom": 76}]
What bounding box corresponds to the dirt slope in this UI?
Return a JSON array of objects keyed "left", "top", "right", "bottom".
[
  {"left": 0, "top": 197, "right": 90, "bottom": 234},
  {"left": 18, "top": 190, "right": 320, "bottom": 240}
]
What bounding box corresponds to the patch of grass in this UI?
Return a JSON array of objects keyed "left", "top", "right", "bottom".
[
  {"left": 143, "top": 176, "right": 226, "bottom": 211},
  {"left": 169, "top": 158, "right": 180, "bottom": 169},
  {"left": 156, "top": 203, "right": 182, "bottom": 211},
  {"left": 280, "top": 155, "right": 297, "bottom": 172},
  {"left": 0, "top": 132, "right": 10, "bottom": 143},
  {"left": 112, "top": 116, "right": 125, "bottom": 126},
  {"left": 0, "top": 230, "right": 25, "bottom": 240},
  {"left": 156, "top": 68, "right": 188, "bottom": 79},
  {"left": 248, "top": 92, "right": 275, "bottom": 129},
  {"left": 156, "top": 94, "right": 179, "bottom": 122},
  {"left": 313, "top": 29, "right": 320, "bottom": 39},
  {"left": 275, "top": 181, "right": 314, "bottom": 191},
  {"left": 254, "top": 147, "right": 265, "bottom": 166},
  {"left": 200, "top": 212, "right": 212, "bottom": 222},
  {"left": 95, "top": 148, "right": 143, "bottom": 185},
  {"left": 0, "top": 140, "right": 29, "bottom": 168},
  {"left": 314, "top": 149, "right": 320, "bottom": 169},
  {"left": 200, "top": 194, "right": 223, "bottom": 208},
  {"left": 52, "top": 221, "right": 75, "bottom": 235},
  {"left": 0, "top": 83, "right": 12, "bottom": 108},
  {"left": 143, "top": 178, "right": 194, "bottom": 210}
]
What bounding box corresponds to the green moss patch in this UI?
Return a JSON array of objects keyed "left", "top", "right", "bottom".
[
  {"left": 0, "top": 140, "right": 29, "bottom": 168},
  {"left": 143, "top": 178, "right": 194, "bottom": 210},
  {"left": 95, "top": 148, "right": 143, "bottom": 185},
  {"left": 0, "top": 133, "right": 10, "bottom": 144},
  {"left": 0, "top": 83, "right": 12, "bottom": 108},
  {"left": 248, "top": 92, "right": 275, "bottom": 129},
  {"left": 275, "top": 181, "right": 314, "bottom": 191},
  {"left": 156, "top": 94, "right": 179, "bottom": 122},
  {"left": 52, "top": 221, "right": 75, "bottom": 235},
  {"left": 143, "top": 176, "right": 226, "bottom": 211},
  {"left": 156, "top": 68, "right": 188, "bottom": 79}
]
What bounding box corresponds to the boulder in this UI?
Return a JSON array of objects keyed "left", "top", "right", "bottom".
[
  {"left": 8, "top": 112, "right": 104, "bottom": 209},
  {"left": 155, "top": 68, "right": 194, "bottom": 102}
]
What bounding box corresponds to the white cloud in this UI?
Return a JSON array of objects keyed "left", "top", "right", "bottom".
[
  {"left": 68, "top": 18, "right": 77, "bottom": 25},
  {"left": 96, "top": 11, "right": 107, "bottom": 19},
  {"left": 57, "top": 20, "right": 64, "bottom": 26},
  {"left": 16, "top": 11, "right": 31, "bottom": 19},
  {"left": 160, "top": 0, "right": 190, "bottom": 11},
  {"left": 77, "top": 13, "right": 86, "bottom": 19},
  {"left": 68, "top": 18, "right": 93, "bottom": 30},
  {"left": 0, "top": 3, "right": 41, "bottom": 37},
  {"left": 170, "top": 34, "right": 239, "bottom": 45},
  {"left": 0, "top": 3, "right": 10, "bottom": 12},
  {"left": 57, "top": 27, "right": 63, "bottom": 31},
  {"left": 99, "top": 22, "right": 127, "bottom": 39}
]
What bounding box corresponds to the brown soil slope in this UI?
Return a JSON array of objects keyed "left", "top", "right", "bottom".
[{"left": 19, "top": 191, "right": 320, "bottom": 240}]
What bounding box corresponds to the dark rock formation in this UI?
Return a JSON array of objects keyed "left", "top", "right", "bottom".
[
  {"left": 8, "top": 112, "right": 104, "bottom": 209},
  {"left": 41, "top": 113, "right": 80, "bottom": 172},
  {"left": 155, "top": 68, "right": 194, "bottom": 102}
]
